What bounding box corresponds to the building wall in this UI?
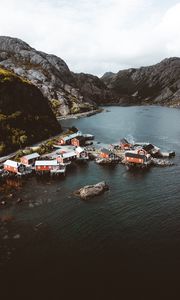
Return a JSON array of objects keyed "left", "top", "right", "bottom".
[
  {"left": 4, "top": 165, "right": 18, "bottom": 173},
  {"left": 35, "top": 165, "right": 54, "bottom": 171},
  {"left": 126, "top": 157, "right": 144, "bottom": 164},
  {"left": 76, "top": 151, "right": 88, "bottom": 158},
  {"left": 20, "top": 158, "right": 28, "bottom": 165},
  {"left": 71, "top": 139, "right": 79, "bottom": 147},
  {"left": 57, "top": 156, "right": 63, "bottom": 163},
  {"left": 100, "top": 153, "right": 109, "bottom": 159},
  {"left": 60, "top": 139, "right": 66, "bottom": 145},
  {"left": 21, "top": 157, "right": 38, "bottom": 165},
  {"left": 121, "top": 143, "right": 131, "bottom": 150}
]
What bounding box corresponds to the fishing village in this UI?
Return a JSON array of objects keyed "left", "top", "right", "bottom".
[{"left": 0, "top": 125, "right": 175, "bottom": 201}]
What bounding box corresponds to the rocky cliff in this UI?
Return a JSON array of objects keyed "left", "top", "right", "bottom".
[
  {"left": 0, "top": 36, "right": 108, "bottom": 116},
  {"left": 101, "top": 58, "right": 180, "bottom": 107},
  {"left": 0, "top": 67, "right": 61, "bottom": 155},
  {"left": 1, "top": 36, "right": 180, "bottom": 111}
]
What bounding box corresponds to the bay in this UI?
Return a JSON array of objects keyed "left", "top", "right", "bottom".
[{"left": 1, "top": 106, "right": 180, "bottom": 295}]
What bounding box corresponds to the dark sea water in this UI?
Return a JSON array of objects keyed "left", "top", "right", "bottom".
[{"left": 1, "top": 106, "right": 180, "bottom": 297}]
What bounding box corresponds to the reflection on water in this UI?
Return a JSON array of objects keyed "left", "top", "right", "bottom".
[{"left": 0, "top": 106, "right": 180, "bottom": 294}]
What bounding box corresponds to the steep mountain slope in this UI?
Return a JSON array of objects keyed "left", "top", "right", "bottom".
[
  {"left": 0, "top": 67, "right": 61, "bottom": 155},
  {"left": 74, "top": 72, "right": 111, "bottom": 105},
  {"left": 101, "top": 58, "right": 180, "bottom": 107},
  {"left": 0, "top": 36, "right": 107, "bottom": 115},
  {"left": 1, "top": 36, "right": 180, "bottom": 110}
]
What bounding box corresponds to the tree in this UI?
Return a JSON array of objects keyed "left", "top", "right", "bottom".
[
  {"left": 19, "top": 135, "right": 28, "bottom": 147},
  {"left": 0, "top": 142, "right": 6, "bottom": 155}
]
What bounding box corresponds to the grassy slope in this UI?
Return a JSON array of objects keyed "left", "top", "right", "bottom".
[{"left": 0, "top": 68, "right": 61, "bottom": 155}]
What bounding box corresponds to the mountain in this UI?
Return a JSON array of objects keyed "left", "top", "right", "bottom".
[
  {"left": 0, "top": 36, "right": 110, "bottom": 116},
  {"left": 101, "top": 58, "right": 180, "bottom": 107},
  {"left": 0, "top": 67, "right": 61, "bottom": 155},
  {"left": 74, "top": 72, "right": 110, "bottom": 105},
  {"left": 1, "top": 36, "right": 180, "bottom": 112}
]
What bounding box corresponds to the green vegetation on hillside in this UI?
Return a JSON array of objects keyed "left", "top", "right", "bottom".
[{"left": 0, "top": 67, "right": 61, "bottom": 156}]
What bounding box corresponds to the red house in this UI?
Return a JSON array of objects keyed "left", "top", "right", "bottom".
[
  {"left": 4, "top": 160, "right": 26, "bottom": 175},
  {"left": 58, "top": 132, "right": 82, "bottom": 145},
  {"left": 120, "top": 138, "right": 132, "bottom": 150},
  {"left": 76, "top": 147, "right": 89, "bottom": 160},
  {"left": 35, "top": 160, "right": 66, "bottom": 175},
  {"left": 71, "top": 136, "right": 85, "bottom": 147},
  {"left": 20, "top": 152, "right": 40, "bottom": 166},
  {"left": 125, "top": 149, "right": 150, "bottom": 165},
  {"left": 35, "top": 160, "right": 59, "bottom": 172},
  {"left": 56, "top": 151, "right": 77, "bottom": 165},
  {"left": 99, "top": 148, "right": 116, "bottom": 159}
]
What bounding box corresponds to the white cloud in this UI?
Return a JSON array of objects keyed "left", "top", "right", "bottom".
[{"left": 0, "top": 0, "right": 180, "bottom": 76}]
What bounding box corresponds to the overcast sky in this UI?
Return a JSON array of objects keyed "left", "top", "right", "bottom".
[{"left": 0, "top": 0, "right": 180, "bottom": 76}]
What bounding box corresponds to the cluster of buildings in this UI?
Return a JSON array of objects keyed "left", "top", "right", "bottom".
[
  {"left": 1, "top": 133, "right": 175, "bottom": 177},
  {"left": 120, "top": 139, "right": 164, "bottom": 168},
  {"left": 96, "top": 138, "right": 166, "bottom": 168},
  {"left": 58, "top": 131, "right": 90, "bottom": 147},
  {"left": 2, "top": 131, "right": 92, "bottom": 177}
]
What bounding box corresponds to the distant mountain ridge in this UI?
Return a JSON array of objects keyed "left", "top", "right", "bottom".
[
  {"left": 0, "top": 36, "right": 180, "bottom": 112},
  {"left": 101, "top": 58, "right": 180, "bottom": 107}
]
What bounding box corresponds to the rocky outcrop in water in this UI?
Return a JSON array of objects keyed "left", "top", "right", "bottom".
[{"left": 74, "top": 181, "right": 109, "bottom": 200}]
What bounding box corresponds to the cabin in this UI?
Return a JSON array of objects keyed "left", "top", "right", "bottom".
[
  {"left": 35, "top": 160, "right": 66, "bottom": 175},
  {"left": 56, "top": 151, "right": 77, "bottom": 165},
  {"left": 20, "top": 152, "right": 40, "bottom": 166},
  {"left": 143, "top": 143, "right": 161, "bottom": 157},
  {"left": 58, "top": 131, "right": 82, "bottom": 145},
  {"left": 35, "top": 160, "right": 60, "bottom": 171},
  {"left": 4, "top": 160, "right": 26, "bottom": 175},
  {"left": 76, "top": 147, "right": 89, "bottom": 160},
  {"left": 99, "top": 148, "right": 116, "bottom": 160},
  {"left": 142, "top": 144, "right": 154, "bottom": 153},
  {"left": 71, "top": 136, "right": 86, "bottom": 147},
  {"left": 125, "top": 150, "right": 150, "bottom": 165},
  {"left": 120, "top": 138, "right": 132, "bottom": 150}
]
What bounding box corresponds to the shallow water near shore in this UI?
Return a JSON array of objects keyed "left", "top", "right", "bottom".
[{"left": 0, "top": 106, "right": 180, "bottom": 295}]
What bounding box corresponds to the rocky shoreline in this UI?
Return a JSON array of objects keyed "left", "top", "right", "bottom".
[{"left": 57, "top": 108, "right": 103, "bottom": 121}]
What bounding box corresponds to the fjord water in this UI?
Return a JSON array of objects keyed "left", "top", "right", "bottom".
[{"left": 1, "top": 106, "right": 180, "bottom": 294}]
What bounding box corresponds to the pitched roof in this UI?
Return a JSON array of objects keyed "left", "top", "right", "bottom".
[
  {"left": 62, "top": 131, "right": 82, "bottom": 142},
  {"left": 120, "top": 138, "right": 129, "bottom": 144},
  {"left": 76, "top": 147, "right": 85, "bottom": 153},
  {"left": 142, "top": 144, "right": 154, "bottom": 151},
  {"left": 125, "top": 152, "right": 146, "bottom": 159},
  {"left": 22, "top": 152, "right": 40, "bottom": 160},
  {"left": 72, "top": 136, "right": 85, "bottom": 141},
  {"left": 61, "top": 151, "right": 77, "bottom": 159},
  {"left": 101, "top": 148, "right": 111, "bottom": 155},
  {"left": 4, "top": 160, "right": 19, "bottom": 168},
  {"left": 35, "top": 160, "right": 58, "bottom": 166}
]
